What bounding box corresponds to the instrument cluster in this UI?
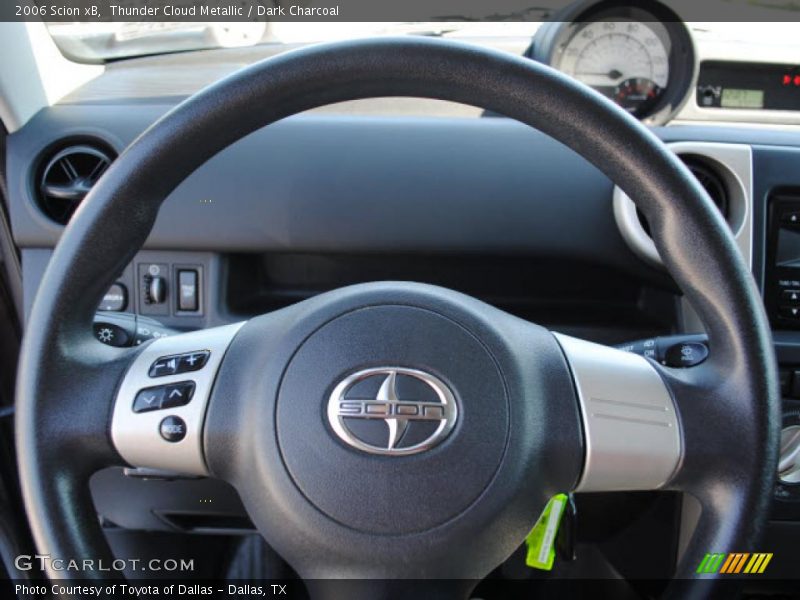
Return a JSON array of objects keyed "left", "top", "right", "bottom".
[{"left": 530, "top": 0, "right": 696, "bottom": 125}]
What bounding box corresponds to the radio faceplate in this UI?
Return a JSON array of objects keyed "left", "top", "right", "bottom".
[{"left": 766, "top": 192, "right": 800, "bottom": 329}]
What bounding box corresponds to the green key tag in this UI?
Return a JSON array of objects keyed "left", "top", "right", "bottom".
[{"left": 525, "top": 493, "right": 568, "bottom": 571}]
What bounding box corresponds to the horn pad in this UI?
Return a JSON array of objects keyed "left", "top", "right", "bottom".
[{"left": 276, "top": 304, "right": 509, "bottom": 536}]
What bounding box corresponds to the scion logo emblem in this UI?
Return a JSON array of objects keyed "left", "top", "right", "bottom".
[{"left": 327, "top": 367, "right": 458, "bottom": 456}]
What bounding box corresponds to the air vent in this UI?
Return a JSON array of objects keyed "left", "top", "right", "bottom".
[
  {"left": 682, "top": 156, "right": 729, "bottom": 218},
  {"left": 613, "top": 142, "right": 752, "bottom": 269},
  {"left": 637, "top": 155, "right": 729, "bottom": 234},
  {"left": 35, "top": 143, "right": 115, "bottom": 224}
]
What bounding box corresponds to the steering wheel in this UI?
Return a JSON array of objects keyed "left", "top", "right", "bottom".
[{"left": 16, "top": 38, "right": 779, "bottom": 598}]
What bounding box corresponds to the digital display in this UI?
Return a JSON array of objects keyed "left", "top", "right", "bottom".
[
  {"left": 721, "top": 88, "right": 765, "bottom": 109},
  {"left": 699, "top": 61, "right": 800, "bottom": 111}
]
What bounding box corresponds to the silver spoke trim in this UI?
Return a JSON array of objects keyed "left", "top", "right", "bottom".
[
  {"left": 554, "top": 333, "right": 683, "bottom": 492},
  {"left": 111, "top": 322, "right": 245, "bottom": 476}
]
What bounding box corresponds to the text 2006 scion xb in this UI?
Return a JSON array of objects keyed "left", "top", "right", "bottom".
[{"left": 0, "top": 1, "right": 798, "bottom": 599}]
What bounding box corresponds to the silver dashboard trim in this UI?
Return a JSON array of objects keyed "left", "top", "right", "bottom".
[
  {"left": 111, "top": 322, "right": 245, "bottom": 476},
  {"left": 554, "top": 332, "right": 682, "bottom": 492},
  {"left": 613, "top": 141, "right": 753, "bottom": 270}
]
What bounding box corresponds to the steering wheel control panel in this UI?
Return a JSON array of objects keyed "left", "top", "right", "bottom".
[{"left": 112, "top": 322, "right": 244, "bottom": 475}]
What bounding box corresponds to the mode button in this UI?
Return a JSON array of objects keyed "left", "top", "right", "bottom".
[{"left": 159, "top": 416, "right": 187, "bottom": 443}]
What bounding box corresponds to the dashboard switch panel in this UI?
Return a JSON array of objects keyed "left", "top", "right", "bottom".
[{"left": 137, "top": 261, "right": 203, "bottom": 318}]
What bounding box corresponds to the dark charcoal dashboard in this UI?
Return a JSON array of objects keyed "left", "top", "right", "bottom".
[{"left": 8, "top": 92, "right": 800, "bottom": 578}]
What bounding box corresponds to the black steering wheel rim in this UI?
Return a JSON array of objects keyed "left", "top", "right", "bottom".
[{"left": 16, "top": 37, "right": 779, "bottom": 595}]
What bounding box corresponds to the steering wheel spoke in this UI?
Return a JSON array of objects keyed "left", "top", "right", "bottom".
[
  {"left": 556, "top": 328, "right": 781, "bottom": 582},
  {"left": 554, "top": 333, "right": 682, "bottom": 493}
]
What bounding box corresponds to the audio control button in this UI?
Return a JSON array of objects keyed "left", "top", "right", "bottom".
[
  {"left": 133, "top": 387, "right": 165, "bottom": 413},
  {"left": 783, "top": 290, "right": 800, "bottom": 305},
  {"left": 149, "top": 356, "right": 179, "bottom": 377},
  {"left": 161, "top": 382, "right": 195, "bottom": 409},
  {"left": 177, "top": 351, "right": 209, "bottom": 373},
  {"left": 159, "top": 416, "right": 187, "bottom": 443},
  {"left": 780, "top": 306, "right": 800, "bottom": 320}
]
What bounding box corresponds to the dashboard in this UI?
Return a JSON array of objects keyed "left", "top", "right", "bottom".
[{"left": 6, "top": 0, "right": 800, "bottom": 582}]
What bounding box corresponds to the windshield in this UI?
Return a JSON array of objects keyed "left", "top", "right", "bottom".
[
  {"left": 45, "top": 21, "right": 547, "bottom": 62},
  {"left": 46, "top": 18, "right": 800, "bottom": 64}
]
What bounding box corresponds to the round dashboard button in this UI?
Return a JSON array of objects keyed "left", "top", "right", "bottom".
[{"left": 159, "top": 416, "right": 187, "bottom": 443}]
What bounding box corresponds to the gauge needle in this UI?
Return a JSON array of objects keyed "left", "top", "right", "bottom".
[{"left": 576, "top": 69, "right": 624, "bottom": 81}]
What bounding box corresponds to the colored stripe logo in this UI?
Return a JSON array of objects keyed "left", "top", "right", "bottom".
[{"left": 696, "top": 552, "right": 773, "bottom": 574}]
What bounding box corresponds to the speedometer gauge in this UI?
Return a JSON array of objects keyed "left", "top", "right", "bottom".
[
  {"left": 528, "top": 0, "right": 696, "bottom": 124},
  {"left": 556, "top": 21, "right": 669, "bottom": 116}
]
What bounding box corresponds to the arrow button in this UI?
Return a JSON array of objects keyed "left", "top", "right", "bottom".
[
  {"left": 780, "top": 305, "right": 800, "bottom": 320},
  {"left": 161, "top": 381, "right": 196, "bottom": 409},
  {"left": 133, "top": 387, "right": 166, "bottom": 413},
  {"left": 782, "top": 290, "right": 800, "bottom": 305},
  {"left": 782, "top": 211, "right": 800, "bottom": 226}
]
